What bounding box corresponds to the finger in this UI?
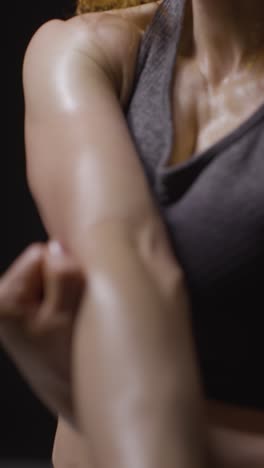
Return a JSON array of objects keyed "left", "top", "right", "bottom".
[
  {"left": 0, "top": 244, "right": 45, "bottom": 320},
  {"left": 45, "top": 241, "right": 86, "bottom": 314},
  {"left": 27, "top": 241, "right": 86, "bottom": 334}
]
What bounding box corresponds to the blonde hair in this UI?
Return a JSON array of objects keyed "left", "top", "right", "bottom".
[{"left": 76, "top": 0, "right": 156, "bottom": 14}]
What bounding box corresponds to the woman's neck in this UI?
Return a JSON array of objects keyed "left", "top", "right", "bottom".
[{"left": 183, "top": 0, "right": 264, "bottom": 85}]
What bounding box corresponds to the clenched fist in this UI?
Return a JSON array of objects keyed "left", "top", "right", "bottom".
[{"left": 0, "top": 241, "right": 85, "bottom": 426}]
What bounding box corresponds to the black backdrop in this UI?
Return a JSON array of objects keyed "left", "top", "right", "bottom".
[{"left": 3, "top": 0, "right": 76, "bottom": 459}]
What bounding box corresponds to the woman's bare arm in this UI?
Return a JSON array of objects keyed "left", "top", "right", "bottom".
[
  {"left": 23, "top": 16, "right": 163, "bottom": 262},
  {"left": 23, "top": 16, "right": 206, "bottom": 468},
  {"left": 23, "top": 15, "right": 264, "bottom": 468},
  {"left": 23, "top": 14, "right": 264, "bottom": 468}
]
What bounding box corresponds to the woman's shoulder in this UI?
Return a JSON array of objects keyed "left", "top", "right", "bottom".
[
  {"left": 67, "top": 11, "right": 144, "bottom": 105},
  {"left": 24, "top": 2, "right": 160, "bottom": 106}
]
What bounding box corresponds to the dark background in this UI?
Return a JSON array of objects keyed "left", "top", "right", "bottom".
[{"left": 3, "top": 0, "right": 76, "bottom": 460}]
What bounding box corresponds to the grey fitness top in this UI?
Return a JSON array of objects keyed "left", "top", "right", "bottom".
[{"left": 124, "top": 0, "right": 264, "bottom": 409}]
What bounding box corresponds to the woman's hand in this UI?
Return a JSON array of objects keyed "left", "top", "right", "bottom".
[{"left": 0, "top": 241, "right": 85, "bottom": 426}]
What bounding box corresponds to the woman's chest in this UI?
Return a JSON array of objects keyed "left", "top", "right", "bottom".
[
  {"left": 163, "top": 120, "right": 264, "bottom": 291},
  {"left": 167, "top": 64, "right": 264, "bottom": 167}
]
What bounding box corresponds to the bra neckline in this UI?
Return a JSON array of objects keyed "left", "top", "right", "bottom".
[
  {"left": 158, "top": 98, "right": 264, "bottom": 176},
  {"left": 141, "top": 0, "right": 264, "bottom": 176}
]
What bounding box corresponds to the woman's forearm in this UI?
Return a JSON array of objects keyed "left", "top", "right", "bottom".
[{"left": 71, "top": 222, "right": 207, "bottom": 468}]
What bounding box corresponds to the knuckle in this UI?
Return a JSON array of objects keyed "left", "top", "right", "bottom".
[
  {"left": 17, "top": 243, "right": 44, "bottom": 266},
  {"left": 26, "top": 242, "right": 44, "bottom": 256}
]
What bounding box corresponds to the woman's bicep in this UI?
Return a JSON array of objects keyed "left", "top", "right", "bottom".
[{"left": 23, "top": 18, "right": 164, "bottom": 262}]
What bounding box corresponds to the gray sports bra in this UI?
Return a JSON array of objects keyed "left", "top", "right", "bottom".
[{"left": 124, "top": 0, "right": 264, "bottom": 409}]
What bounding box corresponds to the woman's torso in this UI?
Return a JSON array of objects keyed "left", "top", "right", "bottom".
[
  {"left": 82, "top": 0, "right": 264, "bottom": 420},
  {"left": 118, "top": 0, "right": 264, "bottom": 413}
]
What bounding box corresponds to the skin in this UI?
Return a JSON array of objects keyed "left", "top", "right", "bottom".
[
  {"left": 168, "top": 0, "right": 264, "bottom": 166},
  {"left": 53, "top": 414, "right": 264, "bottom": 468},
  {"left": 51, "top": 1, "right": 264, "bottom": 465},
  {"left": 2, "top": 0, "right": 263, "bottom": 466},
  {"left": 0, "top": 242, "right": 85, "bottom": 423},
  {"left": 1, "top": 246, "right": 263, "bottom": 468},
  {"left": 24, "top": 6, "right": 206, "bottom": 468}
]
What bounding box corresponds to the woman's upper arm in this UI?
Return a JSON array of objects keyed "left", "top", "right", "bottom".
[
  {"left": 23, "top": 17, "right": 169, "bottom": 265},
  {"left": 22, "top": 15, "right": 137, "bottom": 112}
]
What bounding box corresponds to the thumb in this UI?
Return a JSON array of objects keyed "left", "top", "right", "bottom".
[
  {"left": 45, "top": 240, "right": 85, "bottom": 315},
  {"left": 26, "top": 241, "right": 86, "bottom": 333},
  {"left": 0, "top": 244, "right": 44, "bottom": 320}
]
